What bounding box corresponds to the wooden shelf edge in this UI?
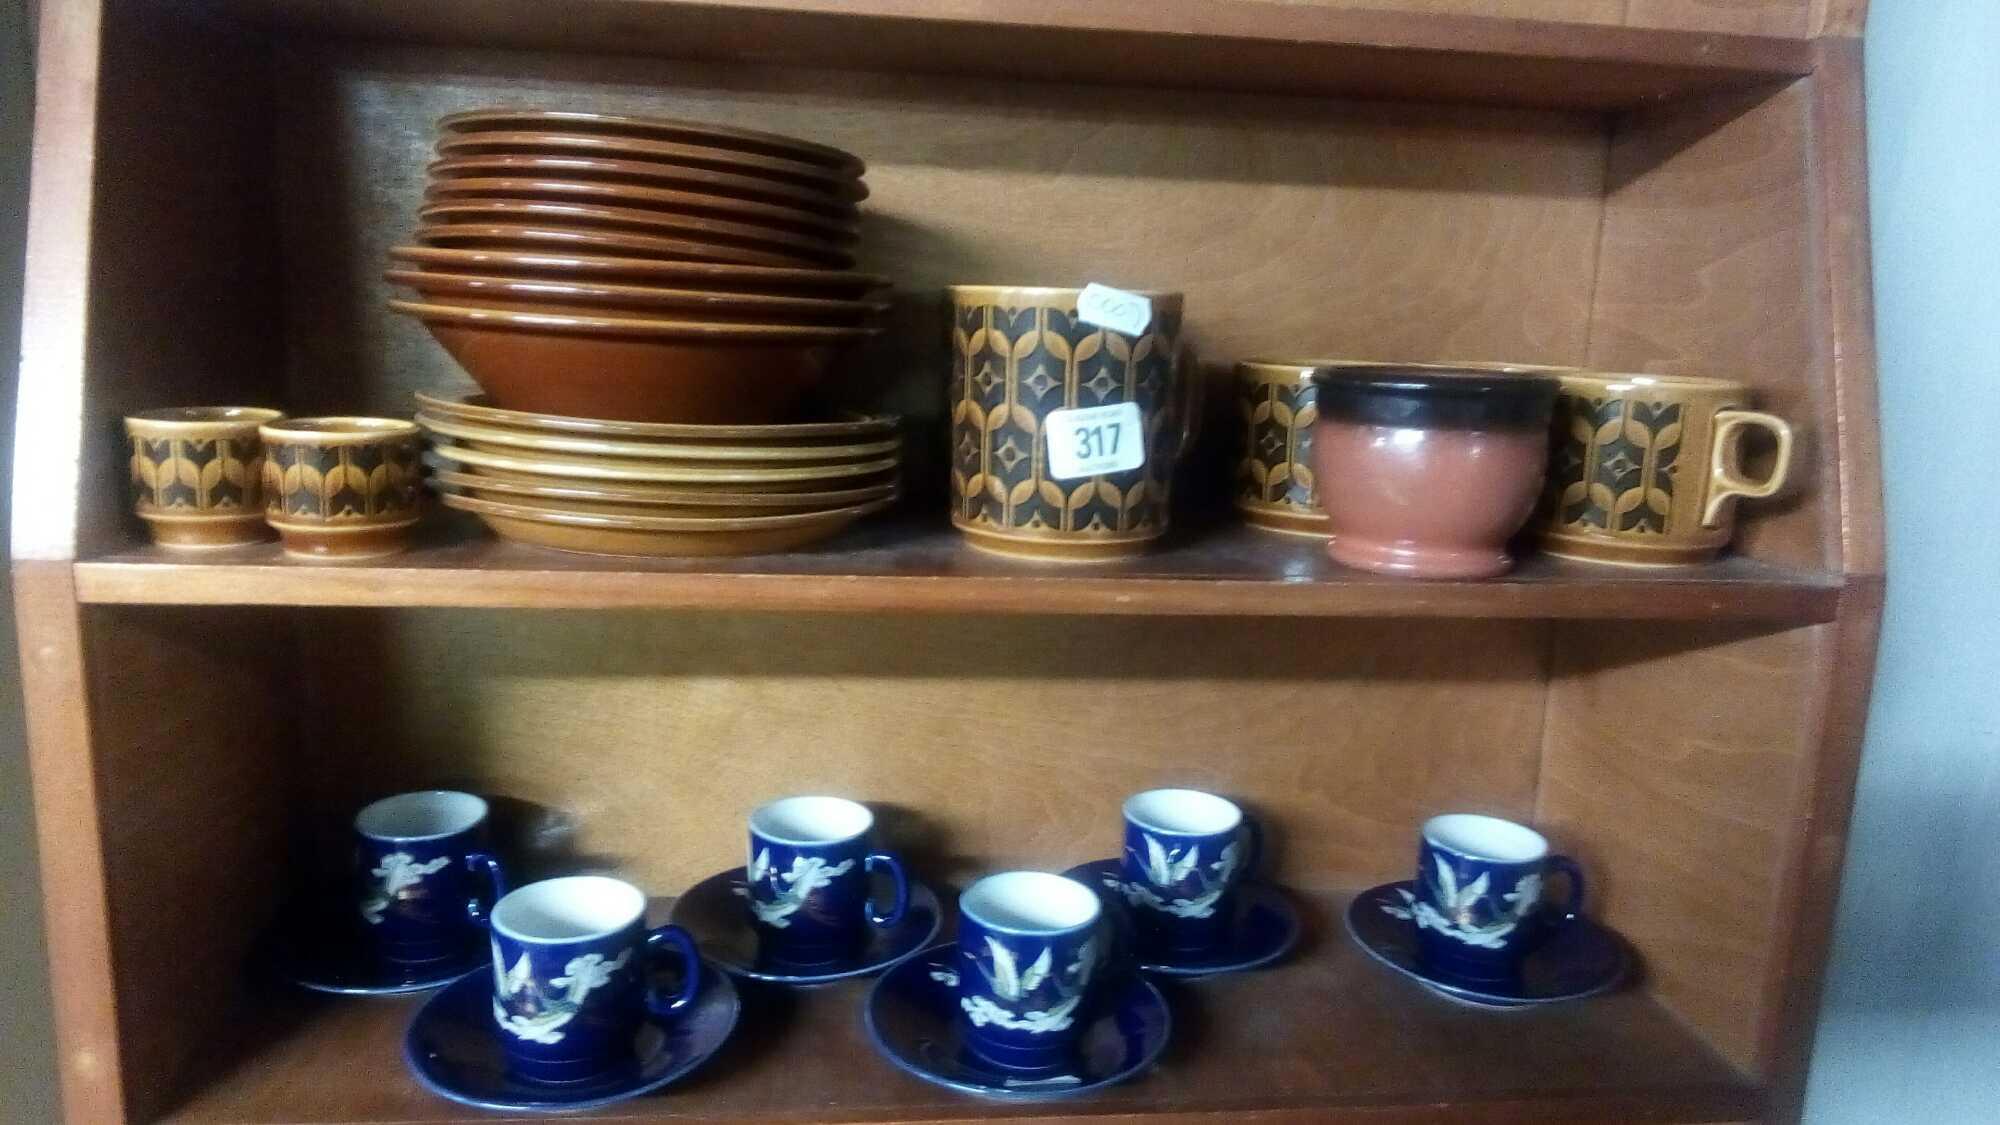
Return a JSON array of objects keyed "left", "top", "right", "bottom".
[
  {"left": 67, "top": 520, "right": 1845, "bottom": 620},
  {"left": 210, "top": 0, "right": 1815, "bottom": 110}
]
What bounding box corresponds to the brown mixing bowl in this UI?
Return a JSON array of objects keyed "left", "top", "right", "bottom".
[
  {"left": 435, "top": 109, "right": 865, "bottom": 176},
  {"left": 434, "top": 130, "right": 869, "bottom": 200},
  {"left": 413, "top": 222, "right": 821, "bottom": 269},
  {"left": 384, "top": 269, "right": 885, "bottom": 326},
  {"left": 426, "top": 155, "right": 862, "bottom": 219},
  {"left": 390, "top": 299, "right": 872, "bottom": 424},
  {"left": 415, "top": 199, "right": 855, "bottom": 267},
  {"left": 424, "top": 176, "right": 858, "bottom": 242},
  {"left": 389, "top": 246, "right": 886, "bottom": 297}
]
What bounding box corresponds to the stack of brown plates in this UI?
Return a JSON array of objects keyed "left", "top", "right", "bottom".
[
  {"left": 387, "top": 108, "right": 884, "bottom": 425},
  {"left": 416, "top": 393, "right": 900, "bottom": 557}
]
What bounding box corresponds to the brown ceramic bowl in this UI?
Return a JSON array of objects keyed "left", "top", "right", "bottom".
[
  {"left": 383, "top": 269, "right": 885, "bottom": 326},
  {"left": 424, "top": 176, "right": 858, "bottom": 242},
  {"left": 413, "top": 223, "right": 824, "bottom": 269},
  {"left": 414, "top": 199, "right": 856, "bottom": 267},
  {"left": 434, "top": 130, "right": 869, "bottom": 201},
  {"left": 1308, "top": 365, "right": 1558, "bottom": 579},
  {"left": 388, "top": 246, "right": 886, "bottom": 298},
  {"left": 435, "top": 489, "right": 892, "bottom": 557},
  {"left": 389, "top": 299, "right": 872, "bottom": 424},
  {"left": 414, "top": 391, "right": 898, "bottom": 442},
  {"left": 426, "top": 155, "right": 861, "bottom": 219},
  {"left": 435, "top": 109, "right": 865, "bottom": 176}
]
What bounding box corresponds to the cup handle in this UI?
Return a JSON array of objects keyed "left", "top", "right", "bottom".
[
  {"left": 865, "top": 852, "right": 910, "bottom": 928},
  {"left": 1238, "top": 815, "right": 1263, "bottom": 879},
  {"left": 463, "top": 851, "right": 508, "bottom": 928},
  {"left": 1702, "top": 410, "right": 1793, "bottom": 528},
  {"left": 1543, "top": 855, "right": 1586, "bottom": 925},
  {"left": 1172, "top": 343, "right": 1204, "bottom": 465},
  {"left": 642, "top": 924, "right": 702, "bottom": 1018}
]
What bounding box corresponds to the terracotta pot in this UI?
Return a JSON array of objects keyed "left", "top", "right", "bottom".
[
  {"left": 435, "top": 109, "right": 865, "bottom": 176},
  {"left": 423, "top": 176, "right": 857, "bottom": 242},
  {"left": 414, "top": 199, "right": 855, "bottom": 267},
  {"left": 426, "top": 155, "right": 861, "bottom": 219},
  {"left": 413, "top": 391, "right": 897, "bottom": 443},
  {"left": 414, "top": 222, "right": 820, "bottom": 270},
  {"left": 391, "top": 300, "right": 870, "bottom": 424},
  {"left": 1308, "top": 365, "right": 1558, "bottom": 579},
  {"left": 388, "top": 246, "right": 885, "bottom": 297},
  {"left": 434, "top": 130, "right": 868, "bottom": 200},
  {"left": 384, "top": 269, "right": 884, "bottom": 326}
]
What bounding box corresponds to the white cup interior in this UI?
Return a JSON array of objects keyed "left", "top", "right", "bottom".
[
  {"left": 1123, "top": 788, "right": 1242, "bottom": 836},
  {"left": 750, "top": 795, "right": 873, "bottom": 845},
  {"left": 1422, "top": 813, "right": 1548, "bottom": 863},
  {"left": 491, "top": 876, "right": 647, "bottom": 943},
  {"left": 354, "top": 790, "right": 487, "bottom": 842},
  {"left": 960, "top": 871, "right": 1101, "bottom": 934}
]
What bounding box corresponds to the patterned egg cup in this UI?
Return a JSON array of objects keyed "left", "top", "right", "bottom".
[
  {"left": 260, "top": 416, "right": 425, "bottom": 560},
  {"left": 947, "top": 285, "right": 1198, "bottom": 562},
  {"left": 1537, "top": 372, "right": 1795, "bottom": 567},
  {"left": 125, "top": 406, "right": 285, "bottom": 547}
]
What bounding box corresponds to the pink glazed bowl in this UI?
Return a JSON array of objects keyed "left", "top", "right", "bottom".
[{"left": 1308, "top": 366, "right": 1559, "bottom": 579}]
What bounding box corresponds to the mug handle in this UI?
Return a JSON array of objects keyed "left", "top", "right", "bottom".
[
  {"left": 642, "top": 924, "right": 702, "bottom": 1018},
  {"left": 462, "top": 851, "right": 508, "bottom": 928},
  {"left": 1542, "top": 855, "right": 1586, "bottom": 926},
  {"left": 865, "top": 852, "right": 910, "bottom": 928},
  {"left": 1173, "top": 343, "right": 1205, "bottom": 464},
  {"left": 1702, "top": 410, "right": 1794, "bottom": 528},
  {"left": 1237, "top": 815, "right": 1263, "bottom": 879}
]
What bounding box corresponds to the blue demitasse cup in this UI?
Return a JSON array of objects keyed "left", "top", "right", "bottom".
[
  {"left": 488, "top": 875, "right": 701, "bottom": 1083},
  {"left": 955, "top": 871, "right": 1104, "bottom": 1072},
  {"left": 1409, "top": 813, "right": 1585, "bottom": 984},
  {"left": 1116, "top": 788, "right": 1260, "bottom": 955},
  {"left": 744, "top": 795, "right": 909, "bottom": 965},
  {"left": 354, "top": 790, "right": 507, "bottom": 965}
]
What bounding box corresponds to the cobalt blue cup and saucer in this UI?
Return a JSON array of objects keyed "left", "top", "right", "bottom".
[
  {"left": 404, "top": 874, "right": 741, "bottom": 1112},
  {"left": 673, "top": 795, "right": 923, "bottom": 985},
  {"left": 273, "top": 790, "right": 507, "bottom": 995},
  {"left": 1066, "top": 789, "right": 1300, "bottom": 977},
  {"left": 1344, "top": 813, "right": 1627, "bottom": 1006},
  {"left": 864, "top": 871, "right": 1170, "bottom": 1099}
]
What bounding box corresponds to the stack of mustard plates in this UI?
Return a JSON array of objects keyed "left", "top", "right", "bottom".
[{"left": 416, "top": 393, "right": 899, "bottom": 557}]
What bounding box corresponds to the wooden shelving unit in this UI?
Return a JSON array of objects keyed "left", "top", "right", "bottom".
[{"left": 13, "top": 1, "right": 1881, "bottom": 1123}]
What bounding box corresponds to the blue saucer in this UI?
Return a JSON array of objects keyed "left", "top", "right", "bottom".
[
  {"left": 1345, "top": 881, "right": 1629, "bottom": 1006},
  {"left": 266, "top": 898, "right": 486, "bottom": 996},
  {"left": 669, "top": 866, "right": 941, "bottom": 985},
  {"left": 404, "top": 959, "right": 740, "bottom": 1113},
  {"left": 864, "top": 943, "right": 1170, "bottom": 1100},
  {"left": 1063, "top": 858, "right": 1301, "bottom": 978}
]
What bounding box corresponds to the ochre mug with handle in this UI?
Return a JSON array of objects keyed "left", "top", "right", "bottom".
[{"left": 1536, "top": 371, "right": 1794, "bottom": 567}]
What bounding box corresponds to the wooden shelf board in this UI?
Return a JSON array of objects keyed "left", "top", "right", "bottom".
[
  {"left": 207, "top": 0, "right": 1814, "bottom": 111},
  {"left": 161, "top": 891, "right": 1760, "bottom": 1125},
  {"left": 72, "top": 514, "right": 1842, "bottom": 619}
]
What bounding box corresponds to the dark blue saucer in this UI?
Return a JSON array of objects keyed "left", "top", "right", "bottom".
[
  {"left": 1345, "top": 881, "right": 1629, "bottom": 1007},
  {"left": 863, "top": 943, "right": 1170, "bottom": 1100},
  {"left": 1063, "top": 858, "right": 1301, "bottom": 978},
  {"left": 403, "top": 959, "right": 740, "bottom": 1113},
  {"left": 669, "top": 867, "right": 941, "bottom": 985},
  {"left": 266, "top": 898, "right": 485, "bottom": 996}
]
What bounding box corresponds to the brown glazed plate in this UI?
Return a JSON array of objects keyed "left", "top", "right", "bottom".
[
  {"left": 382, "top": 270, "right": 887, "bottom": 325},
  {"left": 427, "top": 442, "right": 900, "bottom": 485},
  {"left": 414, "top": 199, "right": 856, "bottom": 266},
  {"left": 435, "top": 109, "right": 865, "bottom": 176},
  {"left": 434, "top": 131, "right": 869, "bottom": 200},
  {"left": 423, "top": 177, "right": 858, "bottom": 242},
  {"left": 414, "top": 412, "right": 902, "bottom": 463},
  {"left": 414, "top": 391, "right": 898, "bottom": 442},
  {"left": 413, "top": 222, "right": 826, "bottom": 270},
  {"left": 388, "top": 299, "right": 875, "bottom": 341},
  {"left": 436, "top": 489, "right": 892, "bottom": 557},
  {"left": 388, "top": 246, "right": 886, "bottom": 296},
  {"left": 425, "top": 465, "right": 900, "bottom": 510},
  {"left": 425, "top": 155, "right": 861, "bottom": 219}
]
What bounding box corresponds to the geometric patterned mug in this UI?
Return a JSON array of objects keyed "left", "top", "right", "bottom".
[
  {"left": 948, "top": 285, "right": 1197, "bottom": 562},
  {"left": 1536, "top": 372, "right": 1794, "bottom": 567}
]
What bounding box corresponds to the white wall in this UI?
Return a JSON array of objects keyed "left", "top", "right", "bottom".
[{"left": 1802, "top": 2, "right": 2000, "bottom": 1122}]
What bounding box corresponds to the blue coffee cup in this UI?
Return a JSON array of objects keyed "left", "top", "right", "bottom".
[
  {"left": 744, "top": 796, "right": 909, "bottom": 965},
  {"left": 488, "top": 875, "right": 701, "bottom": 1084},
  {"left": 1410, "top": 813, "right": 1585, "bottom": 984},
  {"left": 1116, "top": 788, "right": 1260, "bottom": 954},
  {"left": 354, "top": 790, "right": 507, "bottom": 965},
  {"left": 955, "top": 871, "right": 1104, "bottom": 1072}
]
